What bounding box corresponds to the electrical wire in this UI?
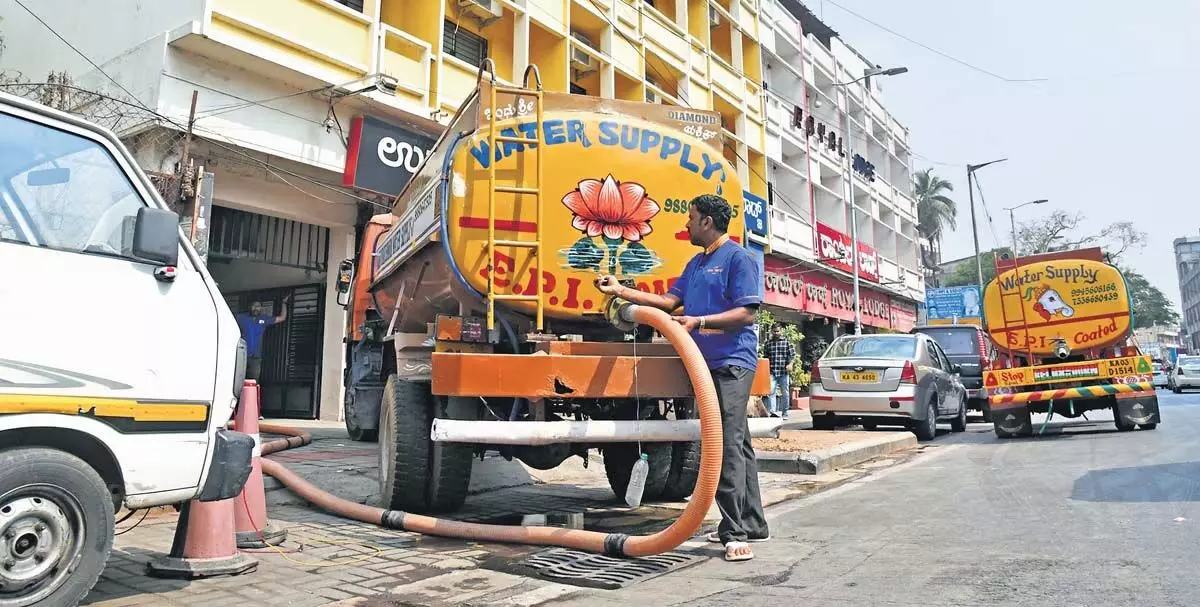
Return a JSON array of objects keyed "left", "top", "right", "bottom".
[
  {"left": 971, "top": 172, "right": 1004, "bottom": 250},
  {"left": 820, "top": 0, "right": 1048, "bottom": 84},
  {"left": 11, "top": 0, "right": 397, "bottom": 214},
  {"left": 114, "top": 509, "right": 150, "bottom": 536},
  {"left": 237, "top": 493, "right": 382, "bottom": 567}
]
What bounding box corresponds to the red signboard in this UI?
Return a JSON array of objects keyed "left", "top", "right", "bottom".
[
  {"left": 890, "top": 301, "right": 918, "bottom": 333},
  {"left": 763, "top": 256, "right": 897, "bottom": 330},
  {"left": 814, "top": 221, "right": 880, "bottom": 282}
]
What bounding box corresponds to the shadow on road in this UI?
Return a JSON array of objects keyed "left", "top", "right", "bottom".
[{"left": 1072, "top": 461, "right": 1200, "bottom": 503}]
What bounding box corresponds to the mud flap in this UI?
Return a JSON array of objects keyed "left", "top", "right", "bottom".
[
  {"left": 1116, "top": 394, "right": 1160, "bottom": 427},
  {"left": 992, "top": 404, "right": 1032, "bottom": 438}
]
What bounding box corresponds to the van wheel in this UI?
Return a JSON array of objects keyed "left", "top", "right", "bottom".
[
  {"left": 378, "top": 375, "right": 473, "bottom": 513},
  {"left": 0, "top": 447, "right": 113, "bottom": 607},
  {"left": 812, "top": 415, "right": 837, "bottom": 430}
]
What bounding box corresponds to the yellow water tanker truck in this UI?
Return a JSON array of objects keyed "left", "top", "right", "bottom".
[
  {"left": 982, "top": 248, "right": 1160, "bottom": 437},
  {"left": 334, "top": 65, "right": 773, "bottom": 514}
]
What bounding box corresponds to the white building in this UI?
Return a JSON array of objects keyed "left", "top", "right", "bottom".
[{"left": 757, "top": 0, "right": 923, "bottom": 305}]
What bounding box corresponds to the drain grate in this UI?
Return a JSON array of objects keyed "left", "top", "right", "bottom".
[{"left": 495, "top": 547, "right": 706, "bottom": 589}]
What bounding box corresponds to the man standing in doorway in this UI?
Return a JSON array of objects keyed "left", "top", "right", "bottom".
[
  {"left": 764, "top": 325, "right": 796, "bottom": 419},
  {"left": 597, "top": 193, "right": 768, "bottom": 563},
  {"left": 236, "top": 297, "right": 288, "bottom": 382}
]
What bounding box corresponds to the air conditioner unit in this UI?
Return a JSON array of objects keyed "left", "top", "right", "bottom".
[
  {"left": 459, "top": 0, "right": 502, "bottom": 21},
  {"left": 709, "top": 5, "right": 721, "bottom": 28},
  {"left": 570, "top": 32, "right": 597, "bottom": 72}
]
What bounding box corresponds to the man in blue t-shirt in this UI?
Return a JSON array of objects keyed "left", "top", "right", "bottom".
[
  {"left": 597, "top": 194, "right": 767, "bottom": 563},
  {"left": 235, "top": 298, "right": 288, "bottom": 381}
]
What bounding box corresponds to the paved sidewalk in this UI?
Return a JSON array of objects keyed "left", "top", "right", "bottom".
[{"left": 82, "top": 408, "right": 931, "bottom": 606}]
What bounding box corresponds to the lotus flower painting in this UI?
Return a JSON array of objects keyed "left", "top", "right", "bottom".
[{"left": 561, "top": 175, "right": 662, "bottom": 275}]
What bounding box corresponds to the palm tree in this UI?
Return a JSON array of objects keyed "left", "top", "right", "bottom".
[{"left": 914, "top": 168, "right": 957, "bottom": 245}]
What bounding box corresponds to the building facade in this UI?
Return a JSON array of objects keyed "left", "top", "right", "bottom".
[
  {"left": 754, "top": 0, "right": 923, "bottom": 336},
  {"left": 1133, "top": 324, "right": 1184, "bottom": 361},
  {"left": 2, "top": 0, "right": 769, "bottom": 420},
  {"left": 1174, "top": 236, "right": 1200, "bottom": 351}
]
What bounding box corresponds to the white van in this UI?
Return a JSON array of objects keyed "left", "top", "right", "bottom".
[{"left": 0, "top": 92, "right": 252, "bottom": 604}]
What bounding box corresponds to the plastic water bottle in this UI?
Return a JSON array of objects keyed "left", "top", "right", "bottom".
[{"left": 625, "top": 453, "right": 649, "bottom": 507}]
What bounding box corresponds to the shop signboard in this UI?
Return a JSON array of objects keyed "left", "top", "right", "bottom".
[
  {"left": 814, "top": 221, "right": 879, "bottom": 282},
  {"left": 343, "top": 115, "right": 439, "bottom": 197},
  {"left": 763, "top": 256, "right": 897, "bottom": 329}
]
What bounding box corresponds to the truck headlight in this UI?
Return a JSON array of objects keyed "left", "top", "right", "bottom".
[{"left": 233, "top": 338, "right": 247, "bottom": 398}]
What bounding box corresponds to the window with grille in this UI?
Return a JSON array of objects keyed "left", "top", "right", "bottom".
[
  {"left": 330, "top": 0, "right": 364, "bottom": 11},
  {"left": 443, "top": 20, "right": 489, "bottom": 67}
]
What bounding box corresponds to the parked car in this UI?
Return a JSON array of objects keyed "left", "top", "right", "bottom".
[
  {"left": 810, "top": 333, "right": 968, "bottom": 441},
  {"left": 914, "top": 324, "right": 994, "bottom": 421},
  {"left": 1152, "top": 358, "right": 1170, "bottom": 388},
  {"left": 1169, "top": 355, "right": 1200, "bottom": 393}
]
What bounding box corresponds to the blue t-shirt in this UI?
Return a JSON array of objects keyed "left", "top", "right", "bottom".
[
  {"left": 668, "top": 240, "right": 763, "bottom": 370},
  {"left": 236, "top": 313, "right": 277, "bottom": 357}
]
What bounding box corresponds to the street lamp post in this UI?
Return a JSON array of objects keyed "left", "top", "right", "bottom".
[
  {"left": 966, "top": 158, "right": 1007, "bottom": 289},
  {"left": 835, "top": 66, "right": 907, "bottom": 335},
  {"left": 1004, "top": 199, "right": 1048, "bottom": 257}
]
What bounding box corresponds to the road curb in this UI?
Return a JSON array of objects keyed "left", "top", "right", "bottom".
[{"left": 756, "top": 432, "right": 917, "bottom": 474}]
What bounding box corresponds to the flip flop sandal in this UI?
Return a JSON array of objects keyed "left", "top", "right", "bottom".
[
  {"left": 707, "top": 532, "right": 770, "bottom": 543},
  {"left": 724, "top": 541, "right": 754, "bottom": 562}
]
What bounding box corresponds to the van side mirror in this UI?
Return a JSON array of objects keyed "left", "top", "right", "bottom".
[
  {"left": 132, "top": 207, "right": 180, "bottom": 266},
  {"left": 952, "top": 364, "right": 963, "bottom": 375},
  {"left": 336, "top": 258, "right": 355, "bottom": 308}
]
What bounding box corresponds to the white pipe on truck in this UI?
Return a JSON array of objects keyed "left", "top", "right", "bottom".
[{"left": 430, "top": 418, "right": 784, "bottom": 445}]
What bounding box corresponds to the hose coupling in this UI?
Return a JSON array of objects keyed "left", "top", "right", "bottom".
[{"left": 603, "top": 295, "right": 638, "bottom": 333}]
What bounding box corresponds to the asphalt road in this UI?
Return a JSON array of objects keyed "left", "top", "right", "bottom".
[{"left": 589, "top": 389, "right": 1200, "bottom": 607}]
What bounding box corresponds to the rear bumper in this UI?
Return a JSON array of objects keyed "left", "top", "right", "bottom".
[
  {"left": 1173, "top": 376, "right": 1200, "bottom": 388},
  {"left": 810, "top": 387, "right": 919, "bottom": 418},
  {"left": 197, "top": 429, "right": 254, "bottom": 502}
]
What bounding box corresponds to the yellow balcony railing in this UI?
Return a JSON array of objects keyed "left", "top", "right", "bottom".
[
  {"left": 378, "top": 25, "right": 431, "bottom": 108},
  {"left": 439, "top": 56, "right": 480, "bottom": 112},
  {"left": 710, "top": 55, "right": 742, "bottom": 99},
  {"left": 642, "top": 8, "right": 688, "bottom": 65},
  {"left": 208, "top": 0, "right": 372, "bottom": 83}
]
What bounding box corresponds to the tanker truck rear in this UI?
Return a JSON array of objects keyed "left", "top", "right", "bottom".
[
  {"left": 981, "top": 248, "right": 1160, "bottom": 437},
  {"left": 335, "top": 65, "right": 771, "bottom": 513}
]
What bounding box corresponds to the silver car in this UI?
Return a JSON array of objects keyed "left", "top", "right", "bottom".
[
  {"left": 1170, "top": 355, "right": 1200, "bottom": 392},
  {"left": 810, "top": 334, "right": 968, "bottom": 441}
]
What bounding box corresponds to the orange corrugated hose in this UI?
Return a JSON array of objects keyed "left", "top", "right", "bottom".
[{"left": 258, "top": 303, "right": 723, "bottom": 557}]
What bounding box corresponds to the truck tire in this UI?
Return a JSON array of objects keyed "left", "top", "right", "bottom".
[
  {"left": 378, "top": 375, "right": 472, "bottom": 513},
  {"left": 1113, "top": 403, "right": 1136, "bottom": 432},
  {"left": 0, "top": 447, "right": 113, "bottom": 607},
  {"left": 913, "top": 400, "right": 938, "bottom": 441},
  {"left": 604, "top": 443, "right": 671, "bottom": 503},
  {"left": 972, "top": 398, "right": 993, "bottom": 423},
  {"left": 661, "top": 401, "right": 700, "bottom": 501},
  {"left": 344, "top": 390, "right": 378, "bottom": 443}
]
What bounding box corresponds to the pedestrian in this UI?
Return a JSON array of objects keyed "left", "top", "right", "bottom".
[
  {"left": 764, "top": 325, "right": 796, "bottom": 419},
  {"left": 597, "top": 193, "right": 768, "bottom": 563},
  {"left": 236, "top": 297, "right": 289, "bottom": 382}
]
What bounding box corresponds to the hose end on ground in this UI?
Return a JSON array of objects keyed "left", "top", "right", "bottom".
[{"left": 381, "top": 510, "right": 406, "bottom": 530}]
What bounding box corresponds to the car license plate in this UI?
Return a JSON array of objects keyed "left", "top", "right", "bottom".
[{"left": 840, "top": 371, "right": 879, "bottom": 383}]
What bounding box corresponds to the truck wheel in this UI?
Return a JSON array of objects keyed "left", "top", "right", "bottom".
[
  {"left": 913, "top": 400, "right": 938, "bottom": 441},
  {"left": 1140, "top": 423, "right": 1158, "bottom": 430},
  {"left": 812, "top": 415, "right": 836, "bottom": 430},
  {"left": 0, "top": 447, "right": 113, "bottom": 607},
  {"left": 378, "top": 375, "right": 472, "bottom": 514},
  {"left": 604, "top": 443, "right": 671, "bottom": 503},
  {"left": 972, "top": 398, "right": 993, "bottom": 423},
  {"left": 344, "top": 390, "right": 378, "bottom": 443},
  {"left": 1112, "top": 403, "right": 1136, "bottom": 432},
  {"left": 661, "top": 402, "right": 700, "bottom": 501}
]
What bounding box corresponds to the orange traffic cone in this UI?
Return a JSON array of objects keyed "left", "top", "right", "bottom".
[
  {"left": 232, "top": 381, "right": 287, "bottom": 548},
  {"left": 146, "top": 498, "right": 257, "bottom": 579}
]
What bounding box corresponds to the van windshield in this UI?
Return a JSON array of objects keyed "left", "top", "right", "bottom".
[
  {"left": 824, "top": 336, "right": 917, "bottom": 360},
  {"left": 917, "top": 328, "right": 980, "bottom": 356}
]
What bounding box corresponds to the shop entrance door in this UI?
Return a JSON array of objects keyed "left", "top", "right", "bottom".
[{"left": 223, "top": 284, "right": 325, "bottom": 419}]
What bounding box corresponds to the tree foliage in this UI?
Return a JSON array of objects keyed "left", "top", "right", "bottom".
[
  {"left": 914, "top": 169, "right": 957, "bottom": 245},
  {"left": 1122, "top": 268, "right": 1180, "bottom": 329},
  {"left": 942, "top": 248, "right": 1011, "bottom": 288},
  {"left": 1013, "top": 210, "right": 1147, "bottom": 262}
]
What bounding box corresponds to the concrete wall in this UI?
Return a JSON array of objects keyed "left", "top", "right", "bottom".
[{"left": 0, "top": 0, "right": 202, "bottom": 86}]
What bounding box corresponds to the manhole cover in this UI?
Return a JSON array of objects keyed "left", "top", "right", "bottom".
[{"left": 487, "top": 547, "right": 706, "bottom": 589}]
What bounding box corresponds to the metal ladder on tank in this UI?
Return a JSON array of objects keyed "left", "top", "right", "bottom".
[
  {"left": 482, "top": 62, "right": 546, "bottom": 332},
  {"left": 994, "top": 253, "right": 1035, "bottom": 366}
]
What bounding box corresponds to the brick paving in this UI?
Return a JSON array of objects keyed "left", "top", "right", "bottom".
[{"left": 81, "top": 410, "right": 915, "bottom": 606}]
